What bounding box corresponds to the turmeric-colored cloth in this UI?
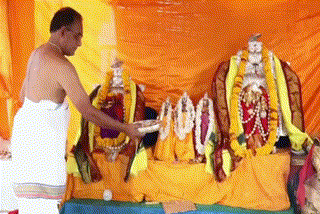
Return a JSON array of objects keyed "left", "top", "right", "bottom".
[
  {"left": 173, "top": 112, "right": 195, "bottom": 161},
  {"left": 62, "top": 152, "right": 291, "bottom": 211},
  {"left": 154, "top": 113, "right": 195, "bottom": 162},
  {"left": 173, "top": 130, "right": 195, "bottom": 161},
  {"left": 154, "top": 120, "right": 175, "bottom": 162}
]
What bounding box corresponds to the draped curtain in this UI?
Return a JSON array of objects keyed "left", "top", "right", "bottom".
[
  {"left": 0, "top": 0, "right": 34, "bottom": 140},
  {"left": 1, "top": 0, "right": 320, "bottom": 150},
  {"left": 112, "top": 0, "right": 320, "bottom": 138}
]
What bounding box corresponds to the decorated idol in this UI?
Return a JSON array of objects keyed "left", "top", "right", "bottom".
[
  {"left": 173, "top": 92, "right": 196, "bottom": 162},
  {"left": 154, "top": 92, "right": 196, "bottom": 162},
  {"left": 193, "top": 93, "right": 216, "bottom": 163},
  {"left": 74, "top": 58, "right": 147, "bottom": 183},
  {"left": 154, "top": 97, "right": 175, "bottom": 162},
  {"left": 212, "top": 34, "right": 313, "bottom": 181},
  {"left": 93, "top": 59, "right": 145, "bottom": 161}
]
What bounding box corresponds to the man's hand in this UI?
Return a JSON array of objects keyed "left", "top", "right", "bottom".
[
  {"left": 0, "top": 137, "right": 11, "bottom": 160},
  {"left": 124, "top": 123, "right": 145, "bottom": 142}
]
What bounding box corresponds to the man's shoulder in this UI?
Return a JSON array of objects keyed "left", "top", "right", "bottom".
[{"left": 39, "top": 50, "right": 74, "bottom": 71}]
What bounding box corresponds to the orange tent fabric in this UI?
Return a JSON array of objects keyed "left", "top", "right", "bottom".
[
  {"left": 1, "top": 0, "right": 320, "bottom": 211},
  {"left": 0, "top": 0, "right": 34, "bottom": 140},
  {"left": 112, "top": 0, "right": 320, "bottom": 137},
  {"left": 1, "top": 0, "right": 319, "bottom": 141}
]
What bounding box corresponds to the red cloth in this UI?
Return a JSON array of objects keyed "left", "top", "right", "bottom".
[
  {"left": 8, "top": 210, "right": 18, "bottom": 214},
  {"left": 297, "top": 145, "right": 316, "bottom": 207},
  {"left": 241, "top": 86, "right": 270, "bottom": 144}
]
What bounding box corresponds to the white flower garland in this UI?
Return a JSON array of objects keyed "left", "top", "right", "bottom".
[
  {"left": 159, "top": 97, "right": 172, "bottom": 141},
  {"left": 195, "top": 93, "right": 215, "bottom": 155},
  {"left": 174, "top": 92, "right": 195, "bottom": 141}
]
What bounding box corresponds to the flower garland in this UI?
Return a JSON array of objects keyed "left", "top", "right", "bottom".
[
  {"left": 174, "top": 92, "right": 195, "bottom": 141},
  {"left": 195, "top": 93, "right": 215, "bottom": 155},
  {"left": 159, "top": 97, "right": 172, "bottom": 141},
  {"left": 93, "top": 70, "right": 132, "bottom": 151},
  {"left": 229, "top": 47, "right": 279, "bottom": 158}
]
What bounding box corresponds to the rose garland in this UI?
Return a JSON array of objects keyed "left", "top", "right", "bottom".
[
  {"left": 195, "top": 93, "right": 215, "bottom": 155},
  {"left": 229, "top": 47, "right": 278, "bottom": 158},
  {"left": 93, "top": 70, "right": 132, "bottom": 151},
  {"left": 159, "top": 97, "right": 172, "bottom": 141},
  {"left": 174, "top": 92, "right": 195, "bottom": 141}
]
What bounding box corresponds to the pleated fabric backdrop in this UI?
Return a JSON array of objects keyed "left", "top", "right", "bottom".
[{"left": 1, "top": 0, "right": 320, "bottom": 152}]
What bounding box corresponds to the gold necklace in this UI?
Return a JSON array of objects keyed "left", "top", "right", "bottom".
[{"left": 48, "top": 42, "right": 62, "bottom": 54}]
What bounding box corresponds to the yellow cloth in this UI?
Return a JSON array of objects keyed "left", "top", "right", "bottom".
[
  {"left": 63, "top": 152, "right": 291, "bottom": 211},
  {"left": 154, "top": 120, "right": 175, "bottom": 162},
  {"left": 154, "top": 112, "right": 195, "bottom": 162},
  {"left": 226, "top": 56, "right": 244, "bottom": 135},
  {"left": 273, "top": 56, "right": 313, "bottom": 150},
  {"left": 173, "top": 130, "right": 195, "bottom": 161},
  {"left": 173, "top": 112, "right": 195, "bottom": 161},
  {"left": 204, "top": 140, "right": 215, "bottom": 174}
]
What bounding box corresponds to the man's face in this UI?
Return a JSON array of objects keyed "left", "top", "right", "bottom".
[{"left": 63, "top": 19, "right": 83, "bottom": 56}]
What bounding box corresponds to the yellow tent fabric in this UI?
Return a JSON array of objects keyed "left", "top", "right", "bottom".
[{"left": 112, "top": 0, "right": 320, "bottom": 137}]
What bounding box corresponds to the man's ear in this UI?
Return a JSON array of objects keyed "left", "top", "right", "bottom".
[{"left": 59, "top": 26, "right": 68, "bottom": 38}]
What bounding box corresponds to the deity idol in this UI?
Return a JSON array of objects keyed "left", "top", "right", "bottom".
[
  {"left": 154, "top": 97, "right": 175, "bottom": 162},
  {"left": 154, "top": 92, "right": 196, "bottom": 162},
  {"left": 173, "top": 92, "right": 196, "bottom": 162},
  {"left": 212, "top": 34, "right": 313, "bottom": 181},
  {"left": 74, "top": 58, "right": 146, "bottom": 183},
  {"left": 193, "top": 93, "right": 216, "bottom": 163}
]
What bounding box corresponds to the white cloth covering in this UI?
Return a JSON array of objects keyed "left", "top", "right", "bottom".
[
  {"left": 11, "top": 97, "right": 70, "bottom": 199},
  {"left": 17, "top": 198, "right": 60, "bottom": 214}
]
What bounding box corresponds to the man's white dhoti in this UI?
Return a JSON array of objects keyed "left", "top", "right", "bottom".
[{"left": 11, "top": 97, "right": 69, "bottom": 213}]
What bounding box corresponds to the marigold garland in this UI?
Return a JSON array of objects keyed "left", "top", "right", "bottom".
[
  {"left": 93, "top": 70, "right": 133, "bottom": 150},
  {"left": 229, "top": 47, "right": 279, "bottom": 158}
]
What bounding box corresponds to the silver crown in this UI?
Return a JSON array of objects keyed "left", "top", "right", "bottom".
[
  {"left": 248, "top": 33, "right": 262, "bottom": 53},
  {"left": 110, "top": 58, "right": 124, "bottom": 88}
]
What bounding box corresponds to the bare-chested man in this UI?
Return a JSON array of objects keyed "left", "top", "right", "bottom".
[{"left": 10, "top": 7, "right": 144, "bottom": 214}]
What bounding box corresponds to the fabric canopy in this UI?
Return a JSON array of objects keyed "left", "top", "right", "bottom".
[
  {"left": 1, "top": 0, "right": 319, "bottom": 149},
  {"left": 111, "top": 0, "right": 320, "bottom": 138}
]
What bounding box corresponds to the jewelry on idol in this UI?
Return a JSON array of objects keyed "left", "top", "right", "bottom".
[
  {"left": 174, "top": 92, "right": 195, "bottom": 141},
  {"left": 229, "top": 46, "right": 279, "bottom": 158},
  {"left": 159, "top": 97, "right": 172, "bottom": 141},
  {"left": 195, "top": 93, "right": 215, "bottom": 155}
]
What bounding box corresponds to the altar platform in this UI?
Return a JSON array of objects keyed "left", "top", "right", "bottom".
[{"left": 60, "top": 198, "right": 295, "bottom": 214}]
